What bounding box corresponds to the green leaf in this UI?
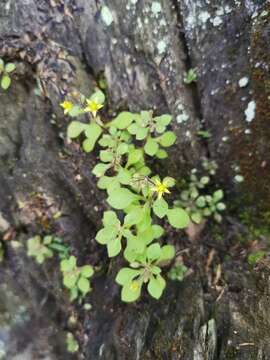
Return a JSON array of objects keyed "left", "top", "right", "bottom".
[
  {"left": 80, "top": 265, "right": 94, "bottom": 278},
  {"left": 90, "top": 89, "right": 105, "bottom": 104},
  {"left": 157, "top": 245, "right": 175, "bottom": 264},
  {"left": 116, "top": 143, "right": 129, "bottom": 155},
  {"left": 96, "top": 227, "right": 118, "bottom": 245},
  {"left": 156, "top": 149, "right": 168, "bottom": 159},
  {"left": 163, "top": 177, "right": 175, "bottom": 188},
  {"left": 1, "top": 74, "right": 11, "bottom": 90},
  {"left": 155, "top": 114, "right": 172, "bottom": 127},
  {"left": 77, "top": 277, "right": 90, "bottom": 294},
  {"left": 216, "top": 202, "right": 226, "bottom": 211},
  {"left": 112, "top": 112, "right": 136, "bottom": 129},
  {"left": 116, "top": 268, "right": 141, "bottom": 285},
  {"left": 69, "top": 105, "right": 84, "bottom": 117},
  {"left": 152, "top": 225, "right": 164, "bottom": 239},
  {"left": 82, "top": 123, "right": 102, "bottom": 152},
  {"left": 153, "top": 198, "right": 168, "bottom": 219},
  {"left": 121, "top": 280, "right": 142, "bottom": 302},
  {"left": 117, "top": 168, "right": 132, "bottom": 185},
  {"left": 191, "top": 212, "right": 202, "bottom": 224},
  {"left": 196, "top": 196, "right": 206, "bottom": 208},
  {"left": 97, "top": 176, "right": 119, "bottom": 190},
  {"left": 67, "top": 121, "right": 86, "bottom": 139},
  {"left": 125, "top": 235, "right": 145, "bottom": 255},
  {"left": 127, "top": 149, "right": 143, "bottom": 167},
  {"left": 127, "top": 123, "right": 139, "bottom": 135},
  {"left": 167, "top": 208, "right": 190, "bottom": 229},
  {"left": 99, "top": 134, "right": 116, "bottom": 148},
  {"left": 200, "top": 176, "right": 210, "bottom": 185},
  {"left": 5, "top": 63, "right": 16, "bottom": 73},
  {"left": 140, "top": 110, "right": 152, "bottom": 125},
  {"left": 213, "top": 190, "right": 224, "bottom": 202},
  {"left": 107, "top": 187, "right": 138, "bottom": 210},
  {"left": 147, "top": 243, "right": 161, "bottom": 262},
  {"left": 100, "top": 150, "right": 114, "bottom": 162},
  {"left": 159, "top": 131, "right": 176, "bottom": 147},
  {"left": 103, "top": 211, "right": 120, "bottom": 227},
  {"left": 92, "top": 163, "right": 111, "bottom": 177},
  {"left": 136, "top": 127, "right": 148, "bottom": 140},
  {"left": 107, "top": 237, "right": 122, "bottom": 257},
  {"left": 61, "top": 256, "right": 77, "bottom": 272},
  {"left": 144, "top": 138, "right": 159, "bottom": 156},
  {"left": 66, "top": 333, "right": 79, "bottom": 353},
  {"left": 124, "top": 207, "right": 143, "bottom": 226},
  {"left": 147, "top": 275, "right": 166, "bottom": 299},
  {"left": 63, "top": 273, "right": 78, "bottom": 289}
]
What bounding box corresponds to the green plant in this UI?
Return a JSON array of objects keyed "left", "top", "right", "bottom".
[
  {"left": 27, "top": 235, "right": 69, "bottom": 264},
  {"left": 175, "top": 164, "right": 226, "bottom": 224},
  {"left": 248, "top": 250, "right": 265, "bottom": 266},
  {"left": 60, "top": 255, "right": 94, "bottom": 302},
  {"left": 168, "top": 263, "right": 188, "bottom": 281},
  {"left": 197, "top": 130, "right": 212, "bottom": 139},
  {"left": 184, "top": 68, "right": 197, "bottom": 84},
  {"left": 66, "top": 332, "right": 79, "bottom": 353},
  {"left": 0, "top": 58, "right": 16, "bottom": 90},
  {"left": 116, "top": 243, "right": 175, "bottom": 302},
  {"left": 62, "top": 89, "right": 191, "bottom": 302}
]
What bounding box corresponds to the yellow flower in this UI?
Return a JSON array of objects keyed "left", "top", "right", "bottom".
[
  {"left": 60, "top": 100, "right": 73, "bottom": 115},
  {"left": 84, "top": 99, "right": 103, "bottom": 117},
  {"left": 151, "top": 179, "right": 171, "bottom": 199}
]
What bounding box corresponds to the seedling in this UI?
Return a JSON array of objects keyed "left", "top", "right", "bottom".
[
  {"left": 27, "top": 235, "right": 69, "bottom": 264},
  {"left": 66, "top": 332, "right": 79, "bottom": 353},
  {"left": 116, "top": 243, "right": 175, "bottom": 302},
  {"left": 0, "top": 58, "right": 16, "bottom": 90},
  {"left": 184, "top": 68, "right": 197, "bottom": 84},
  {"left": 60, "top": 255, "right": 94, "bottom": 301},
  {"left": 168, "top": 263, "right": 188, "bottom": 281}
]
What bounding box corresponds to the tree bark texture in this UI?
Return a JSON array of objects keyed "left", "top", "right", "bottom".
[{"left": 0, "top": 0, "right": 270, "bottom": 359}]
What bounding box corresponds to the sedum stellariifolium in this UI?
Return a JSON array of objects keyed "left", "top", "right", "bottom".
[{"left": 61, "top": 89, "right": 191, "bottom": 302}]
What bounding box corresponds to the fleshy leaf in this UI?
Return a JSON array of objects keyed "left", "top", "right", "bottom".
[{"left": 167, "top": 208, "right": 190, "bottom": 229}]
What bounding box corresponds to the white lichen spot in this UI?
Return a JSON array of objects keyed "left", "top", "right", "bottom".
[
  {"left": 198, "top": 11, "right": 210, "bottom": 24},
  {"left": 157, "top": 40, "right": 166, "bottom": 54},
  {"left": 151, "top": 2, "right": 162, "bottom": 15},
  {"left": 211, "top": 16, "right": 223, "bottom": 27},
  {"left": 177, "top": 112, "right": 189, "bottom": 124},
  {"left": 245, "top": 101, "right": 256, "bottom": 122},
  {"left": 238, "top": 77, "right": 249, "bottom": 88},
  {"left": 131, "top": 0, "right": 138, "bottom": 4},
  {"left": 101, "top": 6, "right": 114, "bottom": 26},
  {"left": 245, "top": 128, "right": 251, "bottom": 134},
  {"left": 234, "top": 175, "right": 244, "bottom": 183},
  {"left": 260, "top": 10, "right": 268, "bottom": 18},
  {"left": 222, "top": 136, "right": 228, "bottom": 142},
  {"left": 160, "top": 19, "right": 166, "bottom": 27}
]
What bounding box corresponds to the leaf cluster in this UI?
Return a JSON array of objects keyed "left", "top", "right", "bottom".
[
  {"left": 0, "top": 58, "right": 16, "bottom": 90},
  {"left": 60, "top": 255, "right": 94, "bottom": 301},
  {"left": 63, "top": 90, "right": 191, "bottom": 302},
  {"left": 27, "top": 235, "right": 69, "bottom": 264},
  {"left": 175, "top": 164, "right": 226, "bottom": 224},
  {"left": 184, "top": 68, "right": 197, "bottom": 84},
  {"left": 66, "top": 332, "right": 79, "bottom": 353}
]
